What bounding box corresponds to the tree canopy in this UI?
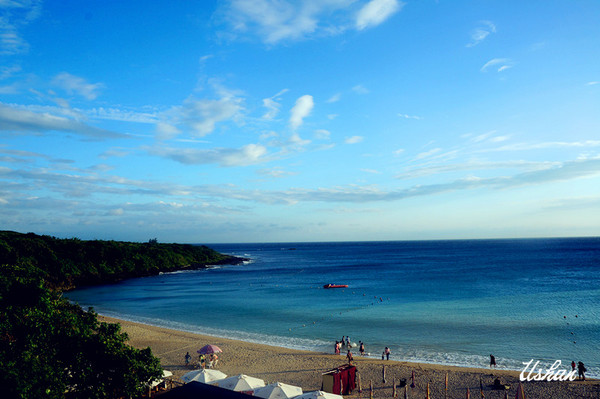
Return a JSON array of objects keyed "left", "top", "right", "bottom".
[
  {"left": 0, "top": 230, "right": 243, "bottom": 291},
  {"left": 0, "top": 231, "right": 244, "bottom": 398},
  {"left": 0, "top": 263, "right": 163, "bottom": 398}
]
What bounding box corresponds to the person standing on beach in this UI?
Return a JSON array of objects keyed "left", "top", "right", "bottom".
[
  {"left": 384, "top": 347, "right": 391, "bottom": 360},
  {"left": 346, "top": 350, "right": 354, "bottom": 365},
  {"left": 490, "top": 354, "right": 496, "bottom": 368},
  {"left": 335, "top": 341, "right": 340, "bottom": 355},
  {"left": 185, "top": 352, "right": 191, "bottom": 366},
  {"left": 578, "top": 362, "right": 587, "bottom": 380},
  {"left": 359, "top": 341, "right": 365, "bottom": 356}
]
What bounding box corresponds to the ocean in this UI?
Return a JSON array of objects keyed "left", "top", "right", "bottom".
[{"left": 66, "top": 237, "right": 600, "bottom": 377}]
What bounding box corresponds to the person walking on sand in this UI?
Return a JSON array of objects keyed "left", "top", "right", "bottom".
[
  {"left": 490, "top": 354, "right": 496, "bottom": 368},
  {"left": 360, "top": 341, "right": 365, "bottom": 356},
  {"left": 335, "top": 341, "right": 340, "bottom": 355},
  {"left": 578, "top": 361, "right": 587, "bottom": 381},
  {"left": 385, "top": 347, "right": 391, "bottom": 360},
  {"left": 346, "top": 350, "right": 354, "bottom": 365},
  {"left": 185, "top": 352, "right": 191, "bottom": 366}
]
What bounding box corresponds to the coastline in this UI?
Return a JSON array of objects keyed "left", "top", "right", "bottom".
[{"left": 100, "top": 315, "right": 599, "bottom": 398}]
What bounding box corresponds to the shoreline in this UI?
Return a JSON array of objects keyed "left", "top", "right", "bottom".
[{"left": 100, "top": 315, "right": 599, "bottom": 398}]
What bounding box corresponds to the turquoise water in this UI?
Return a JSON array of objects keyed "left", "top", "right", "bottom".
[{"left": 66, "top": 238, "right": 600, "bottom": 377}]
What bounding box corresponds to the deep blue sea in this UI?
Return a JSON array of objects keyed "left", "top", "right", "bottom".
[{"left": 66, "top": 238, "right": 600, "bottom": 377}]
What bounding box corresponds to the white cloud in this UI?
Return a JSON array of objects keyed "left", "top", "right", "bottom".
[
  {"left": 0, "top": 103, "right": 127, "bottom": 139},
  {"left": 352, "top": 84, "right": 369, "bottom": 94},
  {"left": 150, "top": 143, "right": 268, "bottom": 167},
  {"left": 345, "top": 135, "right": 364, "bottom": 144},
  {"left": 156, "top": 122, "right": 180, "bottom": 140},
  {"left": 480, "top": 58, "right": 514, "bottom": 73},
  {"left": 51, "top": 72, "right": 104, "bottom": 100},
  {"left": 0, "top": 0, "right": 41, "bottom": 55},
  {"left": 466, "top": 21, "right": 496, "bottom": 47},
  {"left": 262, "top": 88, "right": 288, "bottom": 119},
  {"left": 398, "top": 113, "right": 422, "bottom": 120},
  {"left": 221, "top": 0, "right": 404, "bottom": 44},
  {"left": 257, "top": 166, "right": 296, "bottom": 178},
  {"left": 289, "top": 94, "right": 313, "bottom": 130},
  {"left": 586, "top": 81, "right": 599, "bottom": 86},
  {"left": 356, "top": 0, "right": 402, "bottom": 31},
  {"left": 314, "top": 129, "right": 331, "bottom": 139},
  {"left": 327, "top": 93, "right": 341, "bottom": 103},
  {"left": 180, "top": 97, "right": 242, "bottom": 137},
  {"left": 224, "top": 0, "right": 322, "bottom": 44},
  {"left": 0, "top": 65, "right": 21, "bottom": 80},
  {"left": 288, "top": 132, "right": 311, "bottom": 147},
  {"left": 485, "top": 140, "right": 600, "bottom": 152},
  {"left": 415, "top": 147, "right": 441, "bottom": 160}
]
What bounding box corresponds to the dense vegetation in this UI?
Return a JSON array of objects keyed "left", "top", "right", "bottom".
[
  {"left": 0, "top": 231, "right": 243, "bottom": 398},
  {"left": 0, "top": 263, "right": 163, "bottom": 398},
  {"left": 0, "top": 230, "right": 243, "bottom": 291}
]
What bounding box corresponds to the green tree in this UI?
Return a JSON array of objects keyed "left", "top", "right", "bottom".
[{"left": 0, "top": 264, "right": 162, "bottom": 398}]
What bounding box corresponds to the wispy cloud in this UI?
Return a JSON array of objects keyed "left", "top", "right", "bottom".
[
  {"left": 352, "top": 84, "right": 369, "bottom": 94},
  {"left": 398, "top": 113, "right": 422, "bottom": 120},
  {"left": 256, "top": 166, "right": 297, "bottom": 178},
  {"left": 314, "top": 129, "right": 331, "bottom": 139},
  {"left": 481, "top": 140, "right": 600, "bottom": 152},
  {"left": 361, "top": 168, "right": 381, "bottom": 174},
  {"left": 345, "top": 135, "right": 364, "bottom": 144},
  {"left": 356, "top": 0, "right": 403, "bottom": 31},
  {"left": 0, "top": 0, "right": 41, "bottom": 55},
  {"left": 220, "top": 0, "right": 404, "bottom": 44},
  {"left": 149, "top": 143, "right": 268, "bottom": 167},
  {"left": 262, "top": 88, "right": 289, "bottom": 119},
  {"left": 396, "top": 160, "right": 559, "bottom": 180},
  {"left": 0, "top": 103, "right": 127, "bottom": 139},
  {"left": 327, "top": 93, "right": 341, "bottom": 103},
  {"left": 466, "top": 20, "right": 496, "bottom": 47},
  {"left": 480, "top": 58, "right": 514, "bottom": 72},
  {"left": 289, "top": 94, "right": 314, "bottom": 130},
  {"left": 414, "top": 147, "right": 442, "bottom": 160},
  {"left": 51, "top": 72, "right": 105, "bottom": 100},
  {"left": 159, "top": 93, "right": 244, "bottom": 139},
  {"left": 586, "top": 81, "right": 599, "bottom": 86}
]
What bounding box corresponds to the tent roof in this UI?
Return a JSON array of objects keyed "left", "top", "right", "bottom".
[{"left": 158, "top": 381, "right": 253, "bottom": 399}]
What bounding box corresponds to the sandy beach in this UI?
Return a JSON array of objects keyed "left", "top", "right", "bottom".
[{"left": 100, "top": 316, "right": 598, "bottom": 398}]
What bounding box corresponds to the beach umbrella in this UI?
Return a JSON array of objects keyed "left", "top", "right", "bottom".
[
  {"left": 253, "top": 382, "right": 303, "bottom": 399},
  {"left": 181, "top": 369, "right": 227, "bottom": 384},
  {"left": 212, "top": 374, "right": 265, "bottom": 391},
  {"left": 295, "top": 391, "right": 344, "bottom": 399},
  {"left": 149, "top": 370, "right": 173, "bottom": 388},
  {"left": 198, "top": 344, "right": 223, "bottom": 354}
]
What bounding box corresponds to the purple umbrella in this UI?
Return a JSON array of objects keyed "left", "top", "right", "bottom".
[{"left": 198, "top": 344, "right": 223, "bottom": 355}]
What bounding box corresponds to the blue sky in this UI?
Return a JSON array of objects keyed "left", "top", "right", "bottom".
[{"left": 1, "top": 0, "right": 599, "bottom": 243}]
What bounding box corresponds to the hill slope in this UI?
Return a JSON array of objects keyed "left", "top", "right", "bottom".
[{"left": 0, "top": 231, "right": 244, "bottom": 291}]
